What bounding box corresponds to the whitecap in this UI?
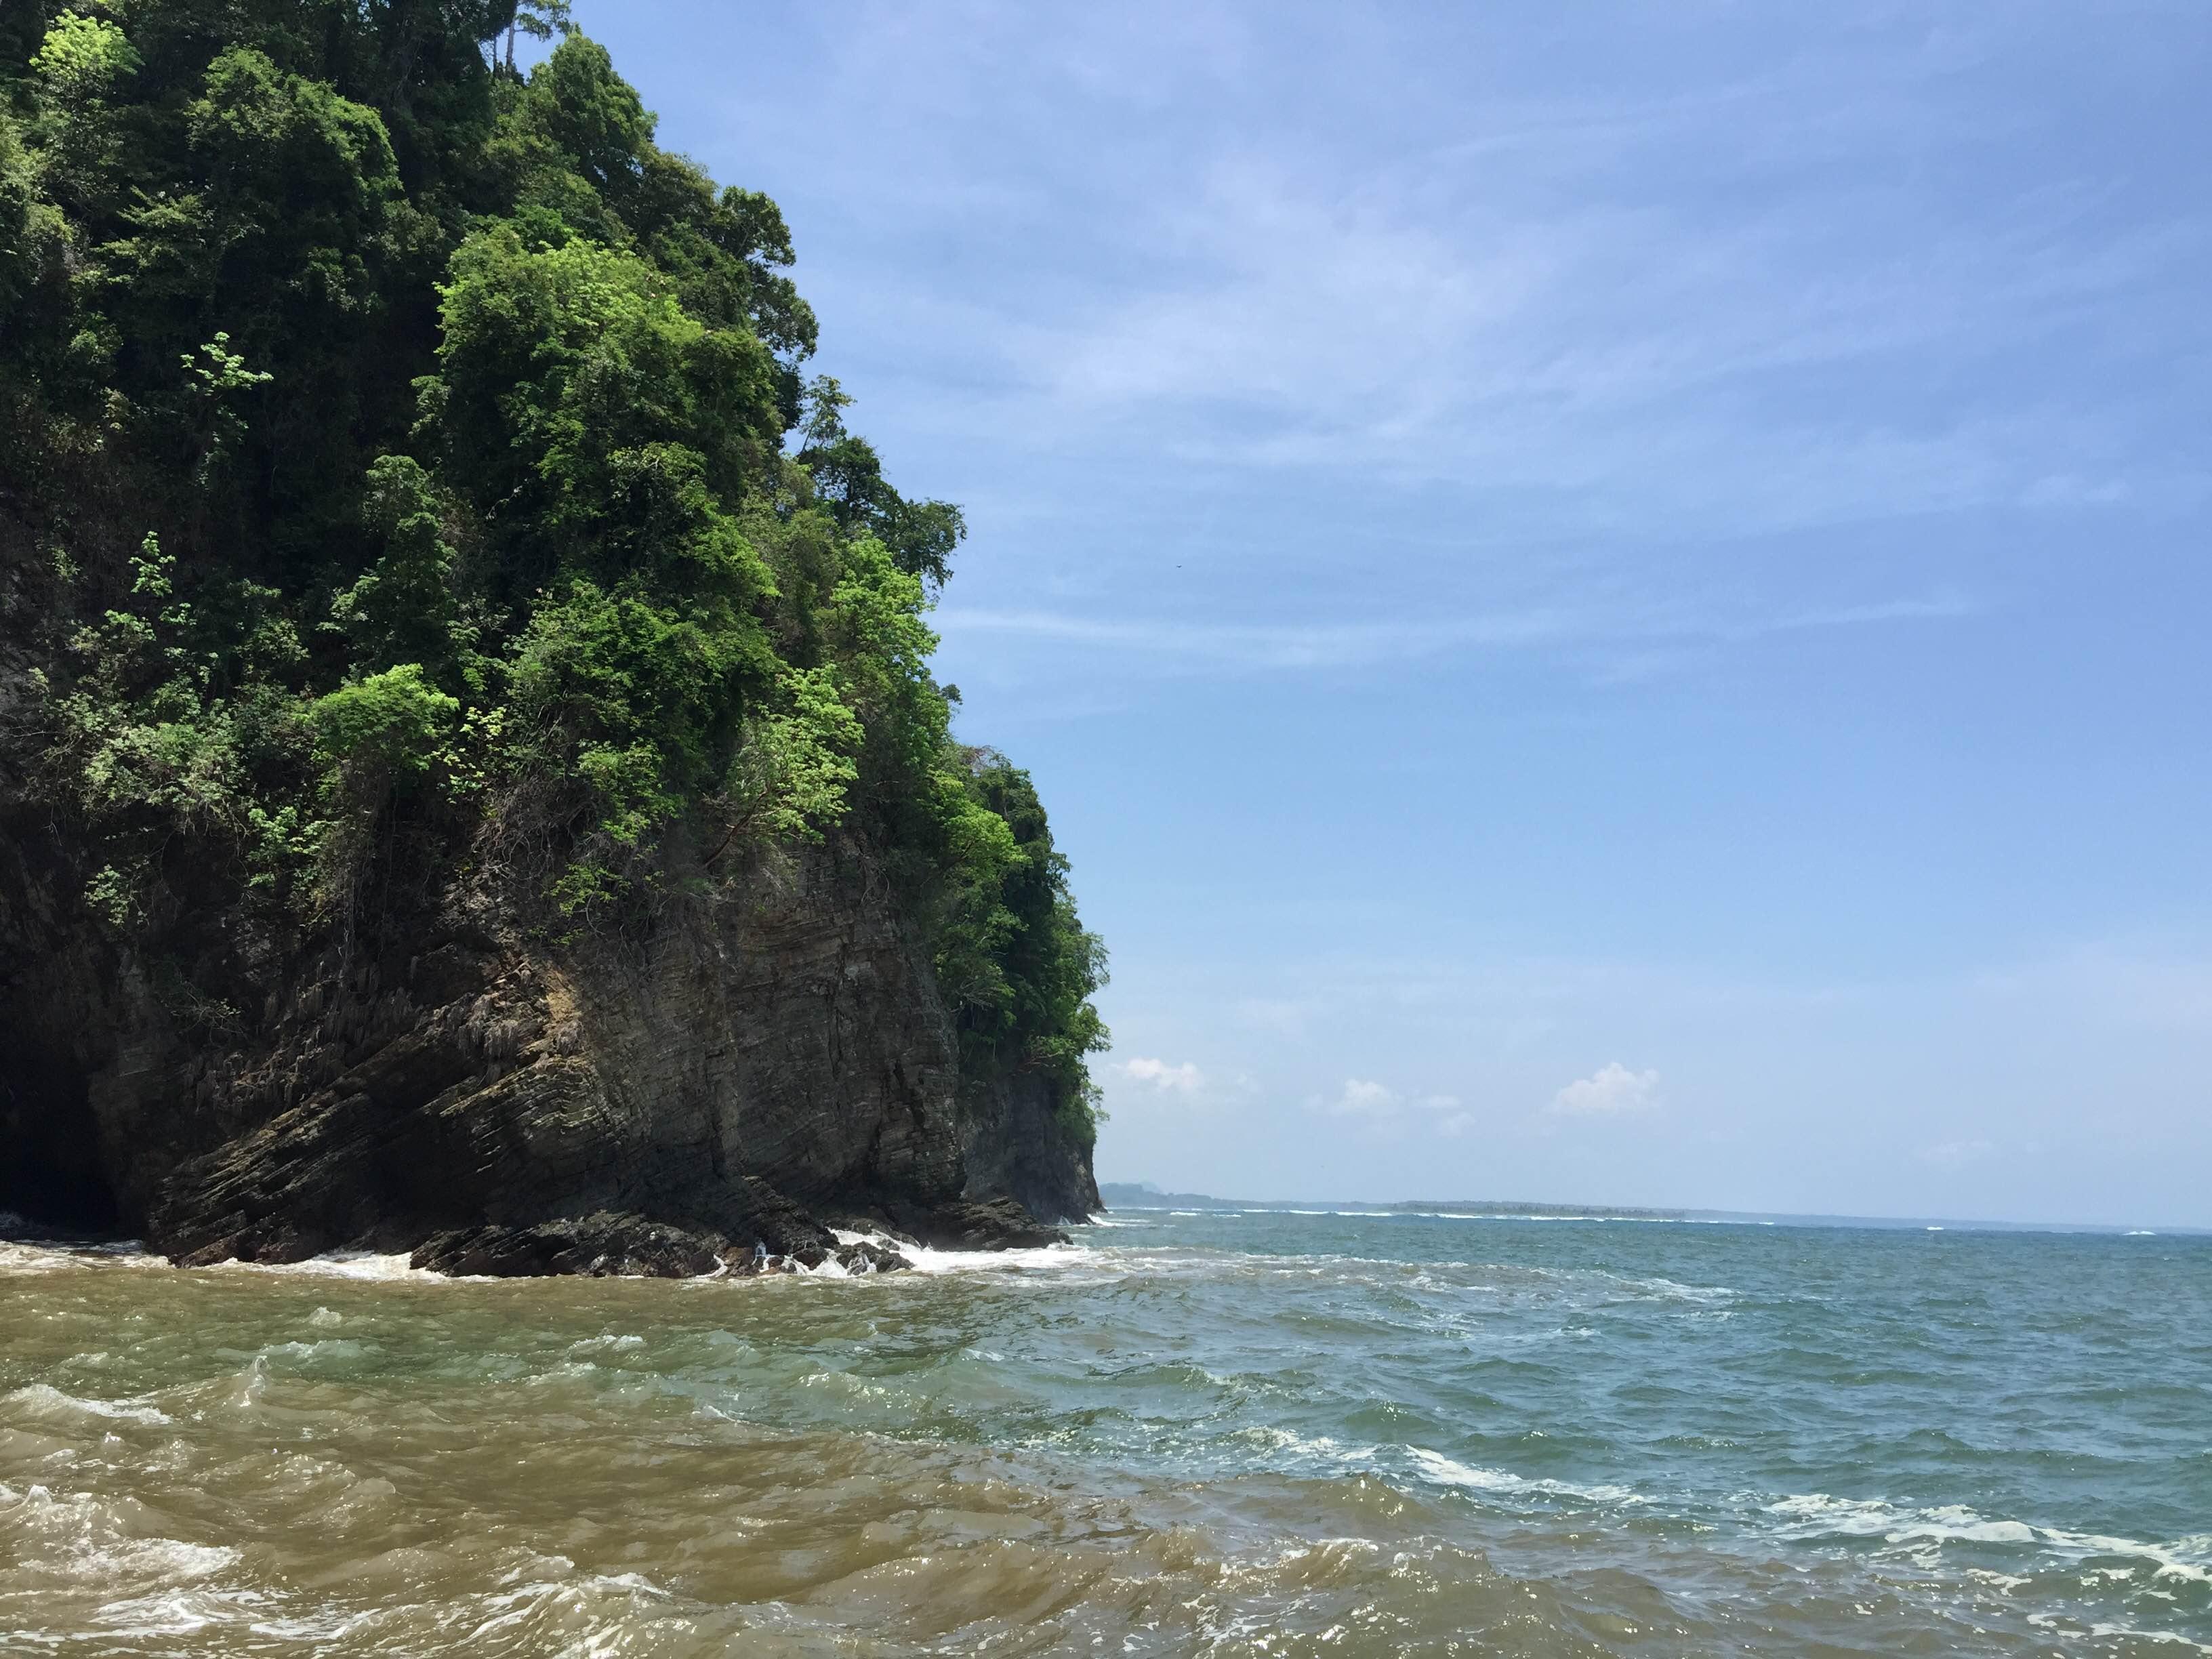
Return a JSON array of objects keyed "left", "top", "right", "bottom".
[
  {"left": 1406, "top": 1447, "right": 1642, "bottom": 1507},
  {"left": 1763, "top": 1496, "right": 2034, "bottom": 1547},
  {"left": 2087, "top": 1624, "right": 2212, "bottom": 1654},
  {"left": 247, "top": 1607, "right": 378, "bottom": 1642},
  {"left": 224, "top": 1250, "right": 426, "bottom": 1281},
  {"left": 259, "top": 1338, "right": 367, "bottom": 1361},
  {"left": 1766, "top": 1493, "right": 2212, "bottom": 1582},
  {"left": 2041, "top": 1527, "right": 2212, "bottom": 1586},
  {"left": 0, "top": 1483, "right": 238, "bottom": 1586},
  {"left": 1232, "top": 1427, "right": 1379, "bottom": 1474},
  {"left": 4, "top": 1382, "right": 171, "bottom": 1426},
  {"left": 461, "top": 1572, "right": 672, "bottom": 1643},
  {"left": 901, "top": 1241, "right": 1092, "bottom": 1275},
  {"left": 0, "top": 1239, "right": 161, "bottom": 1276},
  {"left": 92, "top": 1588, "right": 267, "bottom": 1638}
]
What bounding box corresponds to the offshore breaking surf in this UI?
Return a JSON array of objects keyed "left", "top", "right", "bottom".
[{"left": 5, "top": 1210, "right": 2207, "bottom": 1656}]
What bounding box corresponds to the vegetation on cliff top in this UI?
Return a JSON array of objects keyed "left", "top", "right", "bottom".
[{"left": 0, "top": 1, "right": 1105, "bottom": 1134}]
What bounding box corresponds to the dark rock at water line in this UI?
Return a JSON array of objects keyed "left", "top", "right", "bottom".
[
  {"left": 715, "top": 1237, "right": 914, "bottom": 1277},
  {"left": 412, "top": 1212, "right": 729, "bottom": 1278},
  {"left": 830, "top": 1217, "right": 924, "bottom": 1250},
  {"left": 836, "top": 1240, "right": 913, "bottom": 1273},
  {"left": 407, "top": 1214, "right": 920, "bottom": 1279},
  {"left": 907, "top": 1196, "right": 1069, "bottom": 1251}
]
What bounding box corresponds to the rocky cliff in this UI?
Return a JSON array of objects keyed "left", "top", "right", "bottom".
[
  {"left": 0, "top": 530, "right": 1097, "bottom": 1265},
  {"left": 0, "top": 800, "right": 1099, "bottom": 1265}
]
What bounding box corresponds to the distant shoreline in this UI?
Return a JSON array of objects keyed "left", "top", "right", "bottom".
[{"left": 1094, "top": 1184, "right": 2209, "bottom": 1237}]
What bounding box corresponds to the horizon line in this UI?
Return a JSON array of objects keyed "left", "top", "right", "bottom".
[{"left": 1093, "top": 1183, "right": 2211, "bottom": 1237}]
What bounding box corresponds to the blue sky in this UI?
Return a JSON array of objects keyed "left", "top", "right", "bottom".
[{"left": 571, "top": 2, "right": 2210, "bottom": 1226}]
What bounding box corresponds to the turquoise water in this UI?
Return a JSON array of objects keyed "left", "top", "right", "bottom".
[{"left": 3, "top": 1210, "right": 2207, "bottom": 1654}]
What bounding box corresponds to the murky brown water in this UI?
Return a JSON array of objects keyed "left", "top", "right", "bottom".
[{"left": 5, "top": 1216, "right": 2207, "bottom": 1655}]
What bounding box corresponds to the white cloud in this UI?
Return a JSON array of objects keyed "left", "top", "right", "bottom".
[
  {"left": 1315, "top": 1078, "right": 1462, "bottom": 1124},
  {"left": 1120, "top": 1056, "right": 1207, "bottom": 1092},
  {"left": 1548, "top": 1063, "right": 1661, "bottom": 1117},
  {"left": 1321, "top": 1078, "right": 1397, "bottom": 1116}
]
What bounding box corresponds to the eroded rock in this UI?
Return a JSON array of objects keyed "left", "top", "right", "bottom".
[
  {"left": 411, "top": 1212, "right": 728, "bottom": 1277},
  {"left": 910, "top": 1197, "right": 1069, "bottom": 1251}
]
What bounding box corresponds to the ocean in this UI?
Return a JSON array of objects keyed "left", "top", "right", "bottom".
[{"left": 2, "top": 1208, "right": 2206, "bottom": 1654}]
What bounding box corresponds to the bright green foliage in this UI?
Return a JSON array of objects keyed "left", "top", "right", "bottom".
[
  {"left": 0, "top": 110, "right": 43, "bottom": 313},
  {"left": 936, "top": 756, "right": 1109, "bottom": 1139},
  {"left": 712, "top": 664, "right": 863, "bottom": 850},
  {"left": 3, "top": 7, "right": 1106, "bottom": 1126},
  {"left": 504, "top": 576, "right": 770, "bottom": 860},
  {"left": 24, "top": 14, "right": 136, "bottom": 211},
  {"left": 308, "top": 665, "right": 458, "bottom": 783},
  {"left": 29, "top": 14, "right": 138, "bottom": 103},
  {"left": 426, "top": 226, "right": 780, "bottom": 592}
]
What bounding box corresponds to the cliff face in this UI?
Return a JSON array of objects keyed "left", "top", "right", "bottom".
[
  {"left": 963, "top": 1071, "right": 1105, "bottom": 1231},
  {"left": 0, "top": 828, "right": 1097, "bottom": 1261},
  {"left": 0, "top": 581, "right": 1097, "bottom": 1261}
]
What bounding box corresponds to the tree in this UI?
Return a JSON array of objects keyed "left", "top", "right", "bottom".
[
  {"left": 794, "top": 377, "right": 967, "bottom": 587},
  {"left": 502, "top": 1, "right": 574, "bottom": 74}
]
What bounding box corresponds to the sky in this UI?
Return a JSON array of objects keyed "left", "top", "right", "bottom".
[{"left": 563, "top": 2, "right": 2210, "bottom": 1227}]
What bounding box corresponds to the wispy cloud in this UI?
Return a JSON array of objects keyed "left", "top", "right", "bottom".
[
  {"left": 710, "top": 0, "right": 2205, "bottom": 548},
  {"left": 1548, "top": 1063, "right": 1662, "bottom": 1118},
  {"left": 1210, "top": 953, "right": 1882, "bottom": 1052},
  {"left": 935, "top": 587, "right": 1973, "bottom": 674},
  {"left": 935, "top": 605, "right": 1572, "bottom": 670},
  {"left": 954, "top": 103, "right": 2198, "bottom": 532},
  {"left": 1311, "top": 1078, "right": 1463, "bottom": 1130}
]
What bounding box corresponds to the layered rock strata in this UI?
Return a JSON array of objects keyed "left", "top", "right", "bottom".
[{"left": 0, "top": 823, "right": 1098, "bottom": 1273}]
